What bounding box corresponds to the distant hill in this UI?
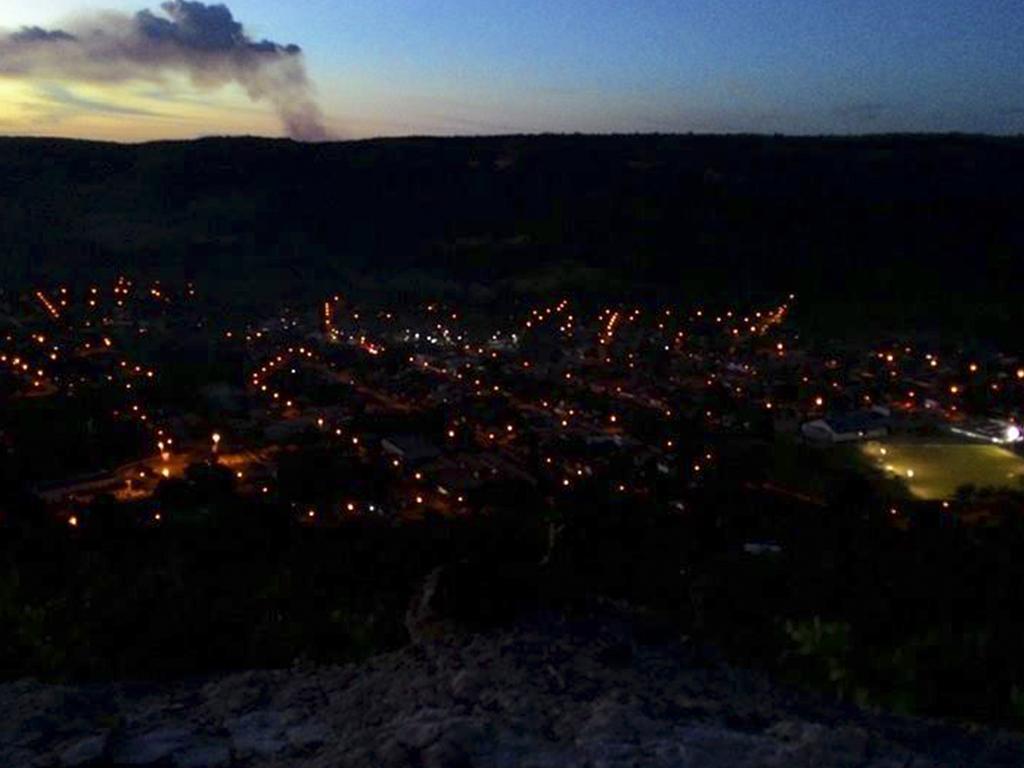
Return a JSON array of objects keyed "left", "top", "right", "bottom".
[{"left": 1, "top": 134, "right": 1022, "bottom": 340}]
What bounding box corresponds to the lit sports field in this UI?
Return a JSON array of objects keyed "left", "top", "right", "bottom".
[{"left": 860, "top": 440, "right": 1024, "bottom": 500}]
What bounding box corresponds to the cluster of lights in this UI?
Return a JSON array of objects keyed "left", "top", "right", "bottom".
[
  {"left": 41, "top": 281, "right": 1024, "bottom": 530},
  {"left": 35, "top": 290, "right": 61, "bottom": 320}
]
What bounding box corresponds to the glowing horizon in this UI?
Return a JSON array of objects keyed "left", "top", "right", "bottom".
[{"left": 1, "top": 0, "right": 1022, "bottom": 142}]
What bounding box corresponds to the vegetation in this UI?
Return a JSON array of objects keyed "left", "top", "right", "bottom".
[
  {"left": 0, "top": 493, "right": 547, "bottom": 680},
  {"left": 2, "top": 134, "right": 1023, "bottom": 342},
  {"left": 5, "top": 443, "right": 1024, "bottom": 729},
  {"left": 3, "top": 133, "right": 1024, "bottom": 728}
]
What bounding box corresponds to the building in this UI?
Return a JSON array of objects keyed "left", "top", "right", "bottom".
[
  {"left": 801, "top": 407, "right": 890, "bottom": 443},
  {"left": 381, "top": 434, "right": 442, "bottom": 465},
  {"left": 948, "top": 418, "right": 1023, "bottom": 445}
]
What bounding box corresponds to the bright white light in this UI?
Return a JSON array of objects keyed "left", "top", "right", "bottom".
[{"left": 1006, "top": 425, "right": 1021, "bottom": 443}]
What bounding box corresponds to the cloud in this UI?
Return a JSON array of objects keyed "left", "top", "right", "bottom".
[
  {"left": 10, "top": 27, "right": 77, "bottom": 43},
  {"left": 0, "top": 2, "right": 328, "bottom": 140},
  {"left": 35, "top": 83, "right": 167, "bottom": 119}
]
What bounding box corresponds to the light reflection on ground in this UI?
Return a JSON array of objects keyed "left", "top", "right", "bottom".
[{"left": 861, "top": 440, "right": 1024, "bottom": 500}]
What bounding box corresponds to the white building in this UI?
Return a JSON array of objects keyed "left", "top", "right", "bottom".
[
  {"left": 948, "top": 418, "right": 1022, "bottom": 445},
  {"left": 801, "top": 407, "right": 891, "bottom": 443}
]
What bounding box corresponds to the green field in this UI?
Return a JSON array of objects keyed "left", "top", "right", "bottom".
[{"left": 860, "top": 440, "right": 1024, "bottom": 500}]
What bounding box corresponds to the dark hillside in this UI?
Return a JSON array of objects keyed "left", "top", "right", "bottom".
[{"left": 1, "top": 134, "right": 1022, "bottom": 339}]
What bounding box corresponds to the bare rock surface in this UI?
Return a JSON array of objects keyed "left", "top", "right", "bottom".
[{"left": 3, "top": 612, "right": 1024, "bottom": 767}]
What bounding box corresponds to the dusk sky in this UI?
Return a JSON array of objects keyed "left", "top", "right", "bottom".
[{"left": 1, "top": 0, "right": 1022, "bottom": 141}]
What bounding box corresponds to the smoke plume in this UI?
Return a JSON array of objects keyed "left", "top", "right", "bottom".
[{"left": 0, "top": 1, "right": 328, "bottom": 140}]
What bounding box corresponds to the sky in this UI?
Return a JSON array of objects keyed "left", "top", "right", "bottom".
[{"left": 0, "top": 0, "right": 1022, "bottom": 141}]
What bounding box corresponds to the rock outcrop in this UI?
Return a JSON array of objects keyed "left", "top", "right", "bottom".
[{"left": 3, "top": 611, "right": 1023, "bottom": 767}]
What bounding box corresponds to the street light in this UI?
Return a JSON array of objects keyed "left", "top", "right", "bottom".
[{"left": 212, "top": 432, "right": 221, "bottom": 453}]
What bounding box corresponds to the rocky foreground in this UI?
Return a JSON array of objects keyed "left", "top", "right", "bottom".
[{"left": 3, "top": 611, "right": 1024, "bottom": 767}]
